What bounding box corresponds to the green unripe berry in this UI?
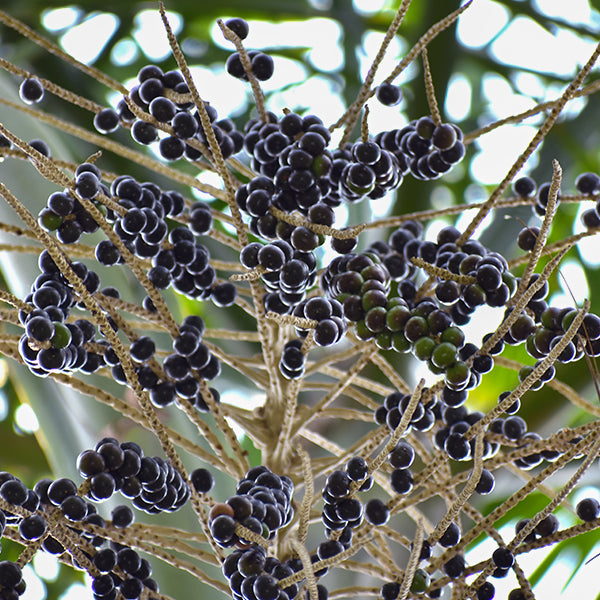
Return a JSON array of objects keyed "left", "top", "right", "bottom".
[
  {"left": 387, "top": 297, "right": 407, "bottom": 308},
  {"left": 376, "top": 331, "right": 392, "bottom": 350},
  {"left": 540, "top": 307, "right": 562, "bottom": 330},
  {"left": 355, "top": 320, "right": 373, "bottom": 341},
  {"left": 413, "top": 336, "right": 436, "bottom": 361},
  {"left": 427, "top": 359, "right": 445, "bottom": 375},
  {"left": 440, "top": 326, "right": 465, "bottom": 348},
  {"left": 40, "top": 210, "right": 63, "bottom": 231},
  {"left": 561, "top": 309, "right": 578, "bottom": 332},
  {"left": 518, "top": 365, "right": 543, "bottom": 390},
  {"left": 502, "top": 271, "right": 517, "bottom": 295},
  {"left": 431, "top": 342, "right": 457, "bottom": 369},
  {"left": 386, "top": 305, "right": 411, "bottom": 332},
  {"left": 94, "top": 201, "right": 108, "bottom": 217},
  {"left": 445, "top": 360, "right": 470, "bottom": 388},
  {"left": 391, "top": 332, "right": 411, "bottom": 353},
  {"left": 51, "top": 322, "right": 72, "bottom": 349},
  {"left": 311, "top": 154, "right": 331, "bottom": 177},
  {"left": 410, "top": 568, "right": 431, "bottom": 593}
]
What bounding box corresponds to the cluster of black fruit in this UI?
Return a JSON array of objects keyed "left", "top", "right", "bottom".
[
  {"left": 111, "top": 315, "right": 221, "bottom": 410},
  {"left": 36, "top": 155, "right": 232, "bottom": 306},
  {"left": 516, "top": 305, "right": 600, "bottom": 390},
  {"left": 332, "top": 140, "right": 403, "bottom": 204},
  {"left": 513, "top": 171, "right": 600, "bottom": 231},
  {"left": 0, "top": 559, "right": 25, "bottom": 600},
  {"left": 38, "top": 163, "right": 105, "bottom": 244},
  {"left": 90, "top": 543, "right": 158, "bottom": 600},
  {"left": 76, "top": 437, "right": 190, "bottom": 514},
  {"left": 374, "top": 116, "right": 465, "bottom": 183},
  {"left": 111, "top": 63, "right": 245, "bottom": 162},
  {"left": 222, "top": 545, "right": 307, "bottom": 600},
  {"left": 95, "top": 167, "right": 227, "bottom": 304},
  {"left": 239, "top": 111, "right": 336, "bottom": 223},
  {"left": 0, "top": 468, "right": 160, "bottom": 600},
  {"left": 292, "top": 297, "right": 347, "bottom": 347},
  {"left": 321, "top": 457, "right": 372, "bottom": 540},
  {"left": 224, "top": 18, "right": 275, "bottom": 83},
  {"left": 375, "top": 390, "right": 436, "bottom": 436},
  {"left": 240, "top": 238, "right": 318, "bottom": 316},
  {"left": 278, "top": 339, "right": 306, "bottom": 380},
  {"left": 18, "top": 249, "right": 105, "bottom": 376},
  {"left": 209, "top": 466, "right": 294, "bottom": 549},
  {"left": 321, "top": 223, "right": 489, "bottom": 391}
]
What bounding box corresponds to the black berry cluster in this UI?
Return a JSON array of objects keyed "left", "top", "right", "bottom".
[
  {"left": 333, "top": 140, "right": 403, "bottom": 204},
  {"left": 39, "top": 162, "right": 105, "bottom": 244},
  {"left": 321, "top": 457, "right": 373, "bottom": 543},
  {"left": 240, "top": 111, "right": 333, "bottom": 217},
  {"left": 292, "top": 297, "right": 347, "bottom": 347},
  {"left": 375, "top": 391, "right": 436, "bottom": 435},
  {"left": 224, "top": 18, "right": 274, "bottom": 83},
  {"left": 279, "top": 339, "right": 305, "bottom": 380},
  {"left": 113, "top": 64, "right": 244, "bottom": 161},
  {"left": 18, "top": 250, "right": 103, "bottom": 376},
  {"left": 374, "top": 116, "right": 466, "bottom": 182},
  {"left": 222, "top": 546, "right": 303, "bottom": 600},
  {"left": 240, "top": 239, "right": 317, "bottom": 315},
  {"left": 209, "top": 466, "right": 294, "bottom": 548},
  {"left": 150, "top": 314, "right": 222, "bottom": 407},
  {"left": 91, "top": 542, "right": 159, "bottom": 600},
  {"left": 0, "top": 560, "right": 25, "bottom": 599},
  {"left": 77, "top": 438, "right": 190, "bottom": 514},
  {"left": 227, "top": 52, "right": 275, "bottom": 83}
]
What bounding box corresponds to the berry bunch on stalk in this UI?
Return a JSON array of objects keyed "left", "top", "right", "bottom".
[{"left": 0, "top": 3, "right": 600, "bottom": 600}]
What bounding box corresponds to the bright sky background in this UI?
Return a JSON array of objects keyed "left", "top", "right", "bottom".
[{"left": 15, "top": 1, "right": 600, "bottom": 599}]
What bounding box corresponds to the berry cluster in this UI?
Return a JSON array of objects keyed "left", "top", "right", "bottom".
[
  {"left": 222, "top": 546, "right": 302, "bottom": 600},
  {"left": 152, "top": 315, "right": 222, "bottom": 406},
  {"left": 375, "top": 391, "right": 436, "bottom": 436},
  {"left": 38, "top": 162, "right": 105, "bottom": 244},
  {"left": 91, "top": 544, "right": 158, "bottom": 600},
  {"left": 332, "top": 141, "right": 403, "bottom": 204},
  {"left": 102, "top": 172, "right": 225, "bottom": 301},
  {"left": 226, "top": 51, "right": 274, "bottom": 83},
  {"left": 241, "top": 111, "right": 332, "bottom": 214},
  {"left": 240, "top": 239, "right": 317, "bottom": 315},
  {"left": 522, "top": 304, "right": 600, "bottom": 372},
  {"left": 292, "top": 297, "right": 347, "bottom": 347},
  {"left": 223, "top": 17, "right": 275, "bottom": 84},
  {"left": 0, "top": 560, "right": 25, "bottom": 599},
  {"left": 18, "top": 250, "right": 103, "bottom": 375},
  {"left": 374, "top": 116, "right": 466, "bottom": 182},
  {"left": 432, "top": 399, "right": 496, "bottom": 463},
  {"left": 321, "top": 458, "right": 372, "bottom": 543},
  {"left": 279, "top": 339, "right": 305, "bottom": 379},
  {"left": 322, "top": 248, "right": 395, "bottom": 345},
  {"left": 77, "top": 438, "right": 190, "bottom": 514},
  {"left": 209, "top": 466, "right": 294, "bottom": 548},
  {"left": 92, "top": 62, "right": 245, "bottom": 157}
]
